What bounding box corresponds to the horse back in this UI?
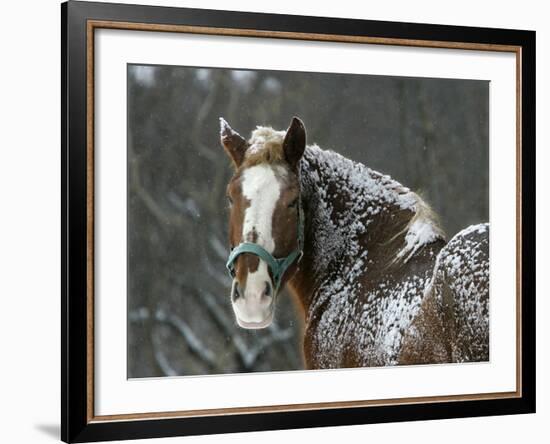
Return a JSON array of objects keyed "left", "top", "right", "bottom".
[{"left": 400, "top": 223, "right": 490, "bottom": 364}]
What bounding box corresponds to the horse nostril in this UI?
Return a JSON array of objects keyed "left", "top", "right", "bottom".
[
  {"left": 264, "top": 281, "right": 272, "bottom": 297},
  {"left": 232, "top": 282, "right": 242, "bottom": 301}
]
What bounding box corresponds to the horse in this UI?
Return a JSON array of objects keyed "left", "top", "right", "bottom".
[{"left": 220, "top": 116, "right": 489, "bottom": 369}]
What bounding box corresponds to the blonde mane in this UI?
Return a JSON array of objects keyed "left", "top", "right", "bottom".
[
  {"left": 394, "top": 196, "right": 446, "bottom": 264},
  {"left": 242, "top": 126, "right": 286, "bottom": 167}
]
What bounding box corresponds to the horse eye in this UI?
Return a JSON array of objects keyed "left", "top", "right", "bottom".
[{"left": 288, "top": 199, "right": 298, "bottom": 209}]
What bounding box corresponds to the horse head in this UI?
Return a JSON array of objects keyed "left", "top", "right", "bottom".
[{"left": 220, "top": 116, "right": 306, "bottom": 329}]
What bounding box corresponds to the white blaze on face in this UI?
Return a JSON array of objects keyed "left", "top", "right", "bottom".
[
  {"left": 241, "top": 164, "right": 281, "bottom": 252},
  {"left": 231, "top": 164, "right": 281, "bottom": 328}
]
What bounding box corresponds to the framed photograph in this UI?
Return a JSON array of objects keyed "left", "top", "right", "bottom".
[{"left": 61, "top": 1, "right": 535, "bottom": 442}]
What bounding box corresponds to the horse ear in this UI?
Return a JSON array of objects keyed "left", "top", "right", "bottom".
[
  {"left": 283, "top": 116, "right": 306, "bottom": 170},
  {"left": 219, "top": 117, "right": 247, "bottom": 168}
]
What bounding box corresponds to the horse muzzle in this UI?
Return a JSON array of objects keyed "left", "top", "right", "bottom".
[{"left": 231, "top": 278, "right": 275, "bottom": 329}]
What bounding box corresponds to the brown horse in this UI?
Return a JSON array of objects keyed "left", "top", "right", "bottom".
[{"left": 220, "top": 116, "right": 489, "bottom": 369}]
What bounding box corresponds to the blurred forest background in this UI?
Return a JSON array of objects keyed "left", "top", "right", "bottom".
[{"left": 127, "top": 64, "right": 489, "bottom": 378}]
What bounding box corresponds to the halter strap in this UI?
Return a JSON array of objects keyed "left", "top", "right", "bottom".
[{"left": 226, "top": 195, "right": 304, "bottom": 292}]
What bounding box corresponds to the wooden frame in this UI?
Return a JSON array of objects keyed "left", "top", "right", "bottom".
[{"left": 62, "top": 1, "right": 536, "bottom": 442}]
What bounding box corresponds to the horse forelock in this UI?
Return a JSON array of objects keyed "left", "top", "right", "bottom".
[{"left": 242, "top": 126, "right": 286, "bottom": 167}]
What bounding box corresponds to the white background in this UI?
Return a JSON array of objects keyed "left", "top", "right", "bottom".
[{"left": 0, "top": 0, "right": 547, "bottom": 443}]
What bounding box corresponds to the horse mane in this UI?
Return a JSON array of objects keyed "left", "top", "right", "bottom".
[
  {"left": 241, "top": 125, "right": 445, "bottom": 264},
  {"left": 393, "top": 197, "right": 446, "bottom": 263}
]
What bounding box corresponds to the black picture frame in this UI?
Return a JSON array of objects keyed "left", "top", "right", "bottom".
[{"left": 61, "top": 1, "right": 536, "bottom": 442}]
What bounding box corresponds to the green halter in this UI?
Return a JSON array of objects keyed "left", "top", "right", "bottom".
[{"left": 226, "top": 196, "right": 304, "bottom": 292}]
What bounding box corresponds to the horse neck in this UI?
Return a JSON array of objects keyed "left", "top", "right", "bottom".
[{"left": 288, "top": 145, "right": 443, "bottom": 312}]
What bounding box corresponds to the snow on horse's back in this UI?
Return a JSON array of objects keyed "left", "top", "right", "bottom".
[{"left": 400, "top": 223, "right": 489, "bottom": 364}]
